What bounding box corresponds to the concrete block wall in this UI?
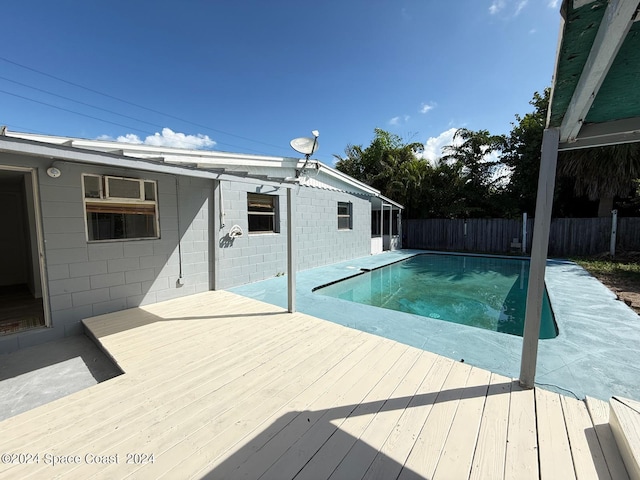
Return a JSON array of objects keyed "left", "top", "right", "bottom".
[
  {"left": 0, "top": 151, "right": 373, "bottom": 352},
  {"left": 0, "top": 153, "right": 213, "bottom": 352},
  {"left": 295, "top": 187, "right": 371, "bottom": 271},
  {"left": 215, "top": 181, "right": 371, "bottom": 289},
  {"left": 216, "top": 181, "right": 288, "bottom": 289}
]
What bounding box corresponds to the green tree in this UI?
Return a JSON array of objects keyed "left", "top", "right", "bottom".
[
  {"left": 558, "top": 142, "right": 640, "bottom": 216},
  {"left": 502, "top": 89, "right": 550, "bottom": 216},
  {"left": 441, "top": 128, "right": 507, "bottom": 217},
  {"left": 420, "top": 159, "right": 468, "bottom": 218},
  {"left": 334, "top": 128, "right": 426, "bottom": 218}
]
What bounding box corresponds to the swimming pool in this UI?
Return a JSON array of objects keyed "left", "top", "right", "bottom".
[{"left": 314, "top": 254, "right": 557, "bottom": 339}]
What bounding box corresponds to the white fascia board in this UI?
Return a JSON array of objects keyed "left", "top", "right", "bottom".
[
  {"left": 0, "top": 136, "right": 296, "bottom": 188},
  {"left": 5, "top": 131, "right": 297, "bottom": 167},
  {"left": 5, "top": 130, "right": 385, "bottom": 193},
  {"left": 316, "top": 162, "right": 381, "bottom": 195},
  {"left": 312, "top": 161, "right": 404, "bottom": 207},
  {"left": 165, "top": 155, "right": 300, "bottom": 169},
  {"left": 559, "top": 0, "right": 640, "bottom": 143},
  {"left": 546, "top": 10, "right": 567, "bottom": 128},
  {"left": 378, "top": 194, "right": 404, "bottom": 209}
]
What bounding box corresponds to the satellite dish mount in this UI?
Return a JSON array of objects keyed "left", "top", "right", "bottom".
[{"left": 290, "top": 130, "right": 319, "bottom": 178}]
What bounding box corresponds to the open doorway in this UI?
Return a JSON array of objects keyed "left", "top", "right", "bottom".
[{"left": 0, "top": 167, "right": 48, "bottom": 335}]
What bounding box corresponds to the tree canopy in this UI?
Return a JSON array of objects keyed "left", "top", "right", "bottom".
[{"left": 334, "top": 89, "right": 640, "bottom": 219}]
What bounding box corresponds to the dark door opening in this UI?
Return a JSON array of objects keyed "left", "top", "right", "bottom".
[{"left": 0, "top": 168, "right": 46, "bottom": 335}]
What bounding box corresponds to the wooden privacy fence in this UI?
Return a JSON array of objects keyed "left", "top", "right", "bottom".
[{"left": 405, "top": 217, "right": 640, "bottom": 257}]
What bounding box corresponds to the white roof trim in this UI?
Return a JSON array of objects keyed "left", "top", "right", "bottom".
[
  {"left": 559, "top": 0, "right": 640, "bottom": 144},
  {"left": 0, "top": 135, "right": 297, "bottom": 188},
  {"left": 3, "top": 130, "right": 404, "bottom": 208}
]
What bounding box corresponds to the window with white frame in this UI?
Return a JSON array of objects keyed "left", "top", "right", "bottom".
[
  {"left": 247, "top": 193, "right": 278, "bottom": 233},
  {"left": 337, "top": 201, "right": 352, "bottom": 230},
  {"left": 82, "top": 174, "right": 159, "bottom": 241}
]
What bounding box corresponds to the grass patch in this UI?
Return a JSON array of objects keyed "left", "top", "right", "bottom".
[
  {"left": 574, "top": 258, "right": 640, "bottom": 280},
  {"left": 572, "top": 253, "right": 640, "bottom": 313}
]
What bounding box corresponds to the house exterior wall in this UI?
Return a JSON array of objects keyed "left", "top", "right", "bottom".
[
  {"left": 0, "top": 150, "right": 377, "bottom": 353},
  {"left": 214, "top": 180, "right": 371, "bottom": 290},
  {"left": 0, "top": 153, "right": 213, "bottom": 353}
]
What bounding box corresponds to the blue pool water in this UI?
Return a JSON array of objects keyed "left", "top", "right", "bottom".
[{"left": 314, "top": 254, "right": 557, "bottom": 339}]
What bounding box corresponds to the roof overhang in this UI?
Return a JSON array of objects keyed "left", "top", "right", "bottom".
[
  {"left": 0, "top": 131, "right": 403, "bottom": 208},
  {"left": 0, "top": 134, "right": 299, "bottom": 188},
  {"left": 548, "top": 0, "right": 640, "bottom": 151}
]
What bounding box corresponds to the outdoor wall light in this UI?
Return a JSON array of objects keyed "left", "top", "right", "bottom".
[{"left": 46, "top": 166, "right": 61, "bottom": 178}]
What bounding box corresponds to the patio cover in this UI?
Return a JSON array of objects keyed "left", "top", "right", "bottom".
[{"left": 520, "top": 0, "right": 640, "bottom": 387}]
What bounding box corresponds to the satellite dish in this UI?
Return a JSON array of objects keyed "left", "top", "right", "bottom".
[{"left": 290, "top": 137, "right": 319, "bottom": 156}]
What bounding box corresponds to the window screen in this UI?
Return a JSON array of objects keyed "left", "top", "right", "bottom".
[
  {"left": 248, "top": 193, "right": 278, "bottom": 233},
  {"left": 338, "top": 202, "right": 352, "bottom": 230},
  {"left": 83, "top": 174, "right": 159, "bottom": 241}
]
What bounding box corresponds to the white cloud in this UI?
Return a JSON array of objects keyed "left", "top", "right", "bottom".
[
  {"left": 420, "top": 102, "right": 435, "bottom": 114},
  {"left": 489, "top": 0, "right": 506, "bottom": 14},
  {"left": 388, "top": 115, "right": 410, "bottom": 126},
  {"left": 116, "top": 133, "right": 144, "bottom": 144},
  {"left": 99, "top": 128, "right": 216, "bottom": 149},
  {"left": 548, "top": 0, "right": 559, "bottom": 8},
  {"left": 490, "top": 0, "right": 531, "bottom": 17},
  {"left": 515, "top": 0, "right": 528, "bottom": 15},
  {"left": 420, "top": 127, "right": 460, "bottom": 165}
]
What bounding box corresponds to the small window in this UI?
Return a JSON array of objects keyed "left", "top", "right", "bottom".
[
  {"left": 248, "top": 193, "right": 278, "bottom": 233},
  {"left": 83, "top": 174, "right": 159, "bottom": 242},
  {"left": 338, "top": 202, "right": 352, "bottom": 230}
]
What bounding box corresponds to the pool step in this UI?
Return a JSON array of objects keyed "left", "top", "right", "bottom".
[{"left": 610, "top": 396, "right": 640, "bottom": 480}]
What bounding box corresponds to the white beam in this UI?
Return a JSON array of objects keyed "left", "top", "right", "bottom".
[
  {"left": 519, "top": 128, "right": 560, "bottom": 389},
  {"left": 559, "top": 116, "right": 640, "bottom": 150},
  {"left": 287, "top": 188, "right": 296, "bottom": 313},
  {"left": 559, "top": 0, "right": 640, "bottom": 144}
]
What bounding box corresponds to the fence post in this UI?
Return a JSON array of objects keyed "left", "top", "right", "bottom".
[
  {"left": 463, "top": 219, "right": 468, "bottom": 251},
  {"left": 522, "top": 212, "right": 528, "bottom": 254},
  {"left": 610, "top": 209, "right": 618, "bottom": 257}
]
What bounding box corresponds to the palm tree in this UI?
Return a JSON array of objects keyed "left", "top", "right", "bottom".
[
  {"left": 558, "top": 142, "right": 640, "bottom": 217},
  {"left": 441, "top": 128, "right": 507, "bottom": 217}
]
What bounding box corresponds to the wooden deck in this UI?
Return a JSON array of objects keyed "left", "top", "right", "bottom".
[{"left": 0, "top": 290, "right": 630, "bottom": 479}]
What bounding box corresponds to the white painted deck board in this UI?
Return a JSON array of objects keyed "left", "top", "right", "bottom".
[
  {"left": 586, "top": 396, "right": 630, "bottom": 480},
  {"left": 431, "top": 366, "right": 491, "bottom": 479},
  {"left": 469, "top": 373, "right": 512, "bottom": 480},
  {"left": 561, "top": 395, "right": 611, "bottom": 480},
  {"left": 398, "top": 360, "right": 473, "bottom": 479},
  {"left": 536, "top": 387, "right": 576, "bottom": 480},
  {"left": 0, "top": 290, "right": 627, "bottom": 480},
  {"left": 360, "top": 354, "right": 455, "bottom": 480}
]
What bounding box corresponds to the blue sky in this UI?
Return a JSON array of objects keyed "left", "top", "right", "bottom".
[{"left": 1, "top": 0, "right": 561, "bottom": 165}]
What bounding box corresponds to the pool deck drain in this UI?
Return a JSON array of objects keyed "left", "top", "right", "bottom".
[{"left": 230, "top": 249, "right": 640, "bottom": 402}]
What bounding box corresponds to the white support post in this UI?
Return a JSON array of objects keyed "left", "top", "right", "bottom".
[
  {"left": 287, "top": 188, "right": 296, "bottom": 313},
  {"left": 519, "top": 128, "right": 560, "bottom": 389},
  {"left": 610, "top": 209, "right": 618, "bottom": 257},
  {"left": 522, "top": 212, "right": 528, "bottom": 254},
  {"left": 398, "top": 209, "right": 403, "bottom": 249},
  {"left": 388, "top": 205, "right": 393, "bottom": 249}
]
